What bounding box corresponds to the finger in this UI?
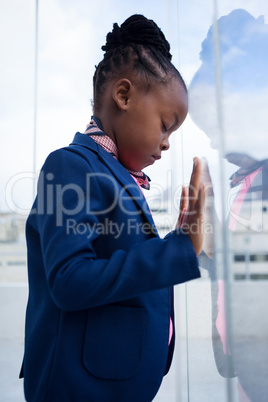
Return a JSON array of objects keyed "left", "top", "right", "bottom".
[
  {"left": 176, "top": 186, "right": 188, "bottom": 228},
  {"left": 195, "top": 182, "right": 206, "bottom": 216},
  {"left": 179, "top": 185, "right": 188, "bottom": 212},
  {"left": 200, "top": 182, "right": 206, "bottom": 212},
  {"left": 188, "top": 157, "right": 201, "bottom": 208},
  {"left": 177, "top": 207, "right": 187, "bottom": 228},
  {"left": 201, "top": 158, "right": 210, "bottom": 182}
]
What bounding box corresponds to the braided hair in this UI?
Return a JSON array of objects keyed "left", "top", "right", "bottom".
[{"left": 93, "top": 14, "right": 187, "bottom": 111}]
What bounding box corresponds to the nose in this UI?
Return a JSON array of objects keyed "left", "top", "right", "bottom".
[{"left": 160, "top": 135, "right": 170, "bottom": 151}]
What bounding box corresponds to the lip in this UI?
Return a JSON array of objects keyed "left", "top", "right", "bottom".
[{"left": 152, "top": 155, "right": 161, "bottom": 160}]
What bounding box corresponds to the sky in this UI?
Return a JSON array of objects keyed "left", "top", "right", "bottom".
[
  {"left": 1, "top": 0, "right": 268, "bottom": 215},
  {"left": 189, "top": 8, "right": 268, "bottom": 160}
]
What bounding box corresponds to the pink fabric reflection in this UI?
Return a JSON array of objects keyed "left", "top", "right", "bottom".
[
  {"left": 216, "top": 167, "right": 262, "bottom": 354},
  {"left": 216, "top": 279, "right": 231, "bottom": 355},
  {"left": 229, "top": 167, "right": 262, "bottom": 230},
  {"left": 216, "top": 167, "right": 263, "bottom": 402}
]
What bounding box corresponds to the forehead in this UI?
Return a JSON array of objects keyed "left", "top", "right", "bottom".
[
  {"left": 164, "top": 78, "right": 187, "bottom": 100},
  {"left": 150, "top": 78, "right": 188, "bottom": 121}
]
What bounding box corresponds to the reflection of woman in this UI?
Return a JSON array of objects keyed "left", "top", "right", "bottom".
[{"left": 189, "top": 9, "right": 268, "bottom": 402}]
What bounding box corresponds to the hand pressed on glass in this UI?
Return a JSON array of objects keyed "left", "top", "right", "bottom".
[{"left": 176, "top": 157, "right": 205, "bottom": 256}]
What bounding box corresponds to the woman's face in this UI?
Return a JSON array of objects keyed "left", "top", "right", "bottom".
[{"left": 189, "top": 84, "right": 268, "bottom": 163}]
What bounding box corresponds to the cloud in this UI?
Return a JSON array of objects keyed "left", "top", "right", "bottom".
[{"left": 3, "top": 2, "right": 267, "bottom": 212}]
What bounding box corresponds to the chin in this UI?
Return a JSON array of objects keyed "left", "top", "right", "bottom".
[
  {"left": 121, "top": 157, "right": 153, "bottom": 172},
  {"left": 143, "top": 160, "right": 155, "bottom": 169},
  {"left": 123, "top": 163, "right": 143, "bottom": 172}
]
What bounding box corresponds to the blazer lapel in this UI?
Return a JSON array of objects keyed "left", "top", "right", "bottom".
[{"left": 70, "top": 133, "right": 157, "bottom": 233}]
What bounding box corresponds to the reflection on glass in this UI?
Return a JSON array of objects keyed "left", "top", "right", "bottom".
[{"left": 189, "top": 8, "right": 268, "bottom": 402}]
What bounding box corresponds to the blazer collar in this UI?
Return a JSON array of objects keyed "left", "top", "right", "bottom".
[{"left": 70, "top": 133, "right": 157, "bottom": 233}]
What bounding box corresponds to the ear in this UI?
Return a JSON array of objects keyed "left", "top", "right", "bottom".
[{"left": 112, "top": 78, "right": 132, "bottom": 111}]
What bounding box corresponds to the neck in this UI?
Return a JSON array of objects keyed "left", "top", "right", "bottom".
[{"left": 93, "top": 107, "right": 118, "bottom": 145}]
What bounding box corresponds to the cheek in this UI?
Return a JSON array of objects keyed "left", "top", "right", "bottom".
[
  {"left": 130, "top": 129, "right": 156, "bottom": 151},
  {"left": 140, "top": 133, "right": 160, "bottom": 151}
]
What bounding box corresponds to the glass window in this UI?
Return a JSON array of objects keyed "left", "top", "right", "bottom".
[
  {"left": 1, "top": 1, "right": 267, "bottom": 401},
  {"left": 188, "top": 1, "right": 268, "bottom": 401}
]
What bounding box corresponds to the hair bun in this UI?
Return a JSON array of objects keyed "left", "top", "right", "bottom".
[
  {"left": 102, "top": 14, "right": 172, "bottom": 60},
  {"left": 101, "top": 23, "right": 122, "bottom": 52}
]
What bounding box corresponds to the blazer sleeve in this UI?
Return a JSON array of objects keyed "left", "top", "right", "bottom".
[{"left": 29, "top": 148, "right": 200, "bottom": 311}]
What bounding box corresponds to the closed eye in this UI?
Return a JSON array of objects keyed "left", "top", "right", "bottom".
[{"left": 162, "top": 123, "right": 168, "bottom": 132}]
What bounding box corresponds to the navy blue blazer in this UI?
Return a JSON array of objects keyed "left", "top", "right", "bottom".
[{"left": 20, "top": 133, "right": 200, "bottom": 402}]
